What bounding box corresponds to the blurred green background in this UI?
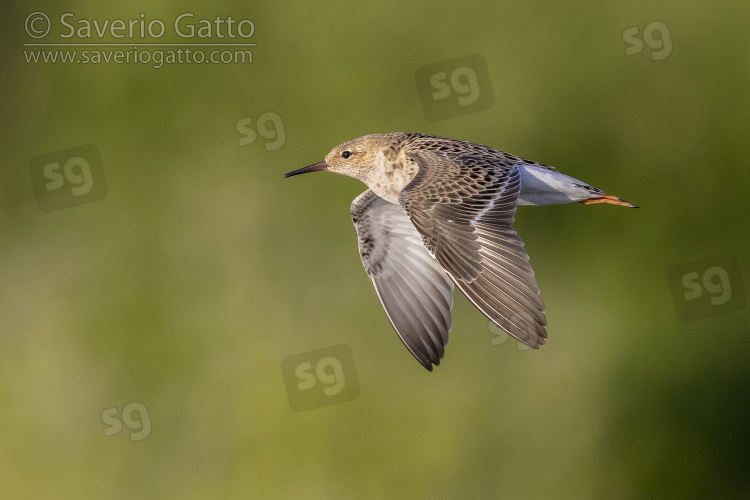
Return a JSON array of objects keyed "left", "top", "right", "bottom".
[{"left": 1, "top": 0, "right": 749, "bottom": 498}]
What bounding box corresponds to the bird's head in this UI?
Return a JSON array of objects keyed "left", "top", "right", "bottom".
[{"left": 284, "top": 134, "right": 385, "bottom": 182}]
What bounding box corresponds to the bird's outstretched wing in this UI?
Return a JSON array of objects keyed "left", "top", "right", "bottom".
[
  {"left": 399, "top": 145, "right": 547, "bottom": 348},
  {"left": 351, "top": 189, "right": 454, "bottom": 370}
]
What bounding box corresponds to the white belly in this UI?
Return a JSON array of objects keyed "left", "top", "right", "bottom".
[{"left": 517, "top": 165, "right": 594, "bottom": 206}]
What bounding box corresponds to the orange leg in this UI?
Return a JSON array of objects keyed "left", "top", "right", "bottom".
[{"left": 579, "top": 194, "right": 637, "bottom": 208}]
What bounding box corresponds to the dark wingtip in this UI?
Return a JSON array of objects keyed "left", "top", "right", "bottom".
[{"left": 421, "top": 359, "right": 436, "bottom": 372}]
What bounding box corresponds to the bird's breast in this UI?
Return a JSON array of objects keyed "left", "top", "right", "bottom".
[{"left": 367, "top": 155, "right": 418, "bottom": 204}]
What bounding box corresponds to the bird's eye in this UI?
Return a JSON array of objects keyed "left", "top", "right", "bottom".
[{"left": 341, "top": 151, "right": 351, "bottom": 159}]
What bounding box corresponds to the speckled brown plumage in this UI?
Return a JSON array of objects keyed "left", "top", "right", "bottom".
[{"left": 285, "top": 133, "right": 636, "bottom": 370}]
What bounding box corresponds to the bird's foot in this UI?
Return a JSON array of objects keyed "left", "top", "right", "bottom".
[{"left": 579, "top": 194, "right": 638, "bottom": 208}]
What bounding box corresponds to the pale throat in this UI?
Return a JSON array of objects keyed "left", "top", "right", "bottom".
[{"left": 364, "top": 151, "right": 419, "bottom": 204}]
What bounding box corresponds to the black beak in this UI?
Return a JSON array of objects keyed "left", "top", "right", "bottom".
[{"left": 283, "top": 161, "right": 329, "bottom": 178}]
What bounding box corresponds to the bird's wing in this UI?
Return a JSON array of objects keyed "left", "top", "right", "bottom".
[
  {"left": 351, "top": 189, "right": 454, "bottom": 371},
  {"left": 399, "top": 149, "right": 547, "bottom": 347}
]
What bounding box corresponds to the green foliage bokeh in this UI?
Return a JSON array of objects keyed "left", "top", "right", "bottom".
[{"left": 1, "top": 1, "right": 748, "bottom": 498}]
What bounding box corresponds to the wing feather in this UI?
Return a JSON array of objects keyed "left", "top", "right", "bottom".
[
  {"left": 351, "top": 190, "right": 454, "bottom": 370},
  {"left": 399, "top": 142, "right": 548, "bottom": 348}
]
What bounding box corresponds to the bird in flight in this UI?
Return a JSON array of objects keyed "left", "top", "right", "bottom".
[{"left": 284, "top": 133, "right": 636, "bottom": 370}]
